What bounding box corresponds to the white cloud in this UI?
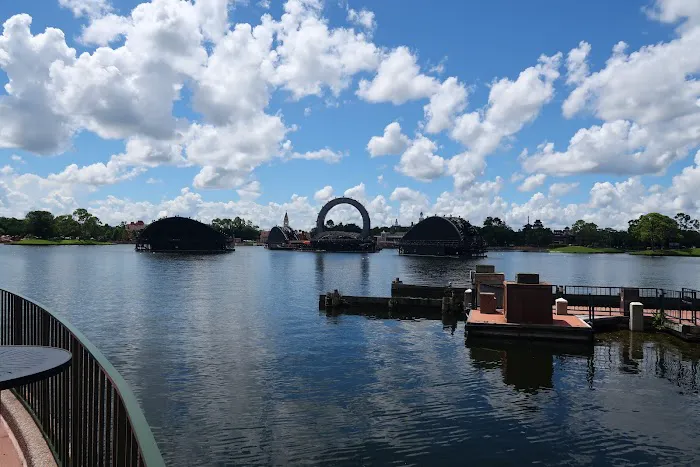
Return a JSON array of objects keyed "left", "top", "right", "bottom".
[
  {"left": 549, "top": 182, "right": 579, "bottom": 197},
  {"left": 344, "top": 182, "right": 366, "bottom": 200},
  {"left": 451, "top": 53, "right": 562, "bottom": 158},
  {"left": 0, "top": 15, "right": 78, "bottom": 154},
  {"left": 185, "top": 114, "right": 288, "bottom": 189},
  {"left": 291, "top": 148, "right": 344, "bottom": 163},
  {"left": 390, "top": 186, "right": 429, "bottom": 223},
  {"left": 258, "top": 0, "right": 271, "bottom": 9},
  {"left": 314, "top": 185, "right": 334, "bottom": 202},
  {"left": 271, "top": 0, "right": 380, "bottom": 99},
  {"left": 58, "top": 0, "right": 112, "bottom": 18},
  {"left": 347, "top": 8, "right": 376, "bottom": 30},
  {"left": 1, "top": 165, "right": 13, "bottom": 176},
  {"left": 423, "top": 77, "right": 468, "bottom": 134},
  {"left": 192, "top": 21, "right": 275, "bottom": 126},
  {"left": 521, "top": 119, "right": 696, "bottom": 175},
  {"left": 377, "top": 174, "right": 384, "bottom": 184},
  {"left": 357, "top": 47, "right": 439, "bottom": 104},
  {"left": 10, "top": 154, "right": 22, "bottom": 163},
  {"left": 146, "top": 177, "right": 162, "bottom": 184},
  {"left": 236, "top": 180, "right": 262, "bottom": 200},
  {"left": 47, "top": 158, "right": 144, "bottom": 186},
  {"left": 367, "top": 122, "right": 410, "bottom": 156},
  {"left": 446, "top": 151, "right": 487, "bottom": 192},
  {"left": 304, "top": 107, "right": 311, "bottom": 117},
  {"left": 518, "top": 173, "right": 546, "bottom": 192},
  {"left": 395, "top": 135, "right": 445, "bottom": 182},
  {"left": 565, "top": 41, "right": 591, "bottom": 85}
]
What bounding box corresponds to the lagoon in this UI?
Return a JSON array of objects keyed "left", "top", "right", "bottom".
[{"left": 1, "top": 245, "right": 699, "bottom": 465}]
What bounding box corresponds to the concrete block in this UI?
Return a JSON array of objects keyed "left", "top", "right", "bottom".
[
  {"left": 480, "top": 292, "right": 497, "bottom": 314},
  {"left": 555, "top": 298, "right": 568, "bottom": 315},
  {"left": 464, "top": 289, "right": 472, "bottom": 308},
  {"left": 516, "top": 273, "right": 540, "bottom": 284},
  {"left": 504, "top": 281, "right": 553, "bottom": 324},
  {"left": 475, "top": 264, "right": 495, "bottom": 273},
  {"left": 629, "top": 302, "right": 644, "bottom": 331}
]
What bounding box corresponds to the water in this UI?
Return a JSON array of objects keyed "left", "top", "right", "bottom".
[{"left": 1, "top": 245, "right": 700, "bottom": 466}]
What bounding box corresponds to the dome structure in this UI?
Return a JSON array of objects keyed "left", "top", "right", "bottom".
[
  {"left": 135, "top": 217, "right": 231, "bottom": 252},
  {"left": 267, "top": 225, "right": 299, "bottom": 248},
  {"left": 399, "top": 216, "right": 485, "bottom": 257}
]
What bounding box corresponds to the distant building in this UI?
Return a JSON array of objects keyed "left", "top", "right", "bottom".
[
  {"left": 375, "top": 231, "right": 406, "bottom": 249},
  {"left": 552, "top": 228, "right": 573, "bottom": 245},
  {"left": 259, "top": 230, "right": 270, "bottom": 243},
  {"left": 126, "top": 220, "right": 146, "bottom": 232}
]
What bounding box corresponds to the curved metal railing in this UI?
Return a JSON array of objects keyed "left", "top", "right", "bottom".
[{"left": 0, "top": 289, "right": 165, "bottom": 467}]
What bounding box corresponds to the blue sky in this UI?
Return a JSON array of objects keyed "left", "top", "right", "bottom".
[{"left": 1, "top": 0, "right": 699, "bottom": 229}]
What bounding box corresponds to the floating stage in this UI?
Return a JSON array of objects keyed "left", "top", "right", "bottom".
[
  {"left": 466, "top": 309, "right": 593, "bottom": 342},
  {"left": 319, "top": 267, "right": 700, "bottom": 344}
]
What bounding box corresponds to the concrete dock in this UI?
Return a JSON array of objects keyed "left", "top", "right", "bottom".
[
  {"left": 466, "top": 309, "right": 593, "bottom": 342},
  {"left": 319, "top": 268, "right": 700, "bottom": 344}
]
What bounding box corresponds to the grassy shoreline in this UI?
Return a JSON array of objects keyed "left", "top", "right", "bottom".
[
  {"left": 549, "top": 246, "right": 623, "bottom": 254},
  {"left": 629, "top": 248, "right": 700, "bottom": 257},
  {"left": 8, "top": 239, "right": 115, "bottom": 246}
]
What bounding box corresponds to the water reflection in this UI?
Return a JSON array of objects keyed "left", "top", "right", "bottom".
[
  {"left": 3, "top": 246, "right": 700, "bottom": 465},
  {"left": 467, "top": 339, "right": 593, "bottom": 393}
]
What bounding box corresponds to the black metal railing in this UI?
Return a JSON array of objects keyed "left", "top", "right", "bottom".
[
  {"left": 556, "top": 285, "right": 699, "bottom": 326},
  {"left": 0, "top": 289, "right": 165, "bottom": 467}
]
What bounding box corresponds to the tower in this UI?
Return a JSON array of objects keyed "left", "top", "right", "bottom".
[
  {"left": 419, "top": 211, "right": 424, "bottom": 222},
  {"left": 283, "top": 212, "right": 289, "bottom": 228}
]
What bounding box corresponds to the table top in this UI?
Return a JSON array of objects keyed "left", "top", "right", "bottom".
[{"left": 0, "top": 346, "right": 72, "bottom": 390}]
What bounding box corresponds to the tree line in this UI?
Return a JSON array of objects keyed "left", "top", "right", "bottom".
[
  {"left": 479, "top": 212, "right": 700, "bottom": 250},
  {"left": 0, "top": 209, "right": 131, "bottom": 242},
  {"left": 211, "top": 217, "right": 261, "bottom": 241},
  {"left": 1, "top": 211, "right": 265, "bottom": 243}
]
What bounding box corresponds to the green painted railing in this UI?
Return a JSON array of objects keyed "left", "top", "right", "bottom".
[{"left": 0, "top": 289, "right": 165, "bottom": 467}]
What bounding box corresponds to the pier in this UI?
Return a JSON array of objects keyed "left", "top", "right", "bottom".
[{"left": 320, "top": 266, "right": 700, "bottom": 344}]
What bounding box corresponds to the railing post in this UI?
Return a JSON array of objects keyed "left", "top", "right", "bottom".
[
  {"left": 71, "top": 337, "right": 82, "bottom": 467},
  {"left": 13, "top": 294, "right": 23, "bottom": 345}
]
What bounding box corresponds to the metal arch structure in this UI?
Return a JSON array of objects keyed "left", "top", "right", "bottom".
[{"left": 316, "top": 197, "right": 371, "bottom": 239}]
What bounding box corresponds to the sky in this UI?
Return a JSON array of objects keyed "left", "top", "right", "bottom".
[{"left": 1, "top": 0, "right": 699, "bottom": 230}]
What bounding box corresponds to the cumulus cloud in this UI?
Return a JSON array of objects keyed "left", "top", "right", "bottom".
[
  {"left": 395, "top": 135, "right": 445, "bottom": 182},
  {"left": 291, "top": 148, "right": 344, "bottom": 163},
  {"left": 367, "top": 122, "right": 411, "bottom": 156},
  {"left": 549, "top": 182, "right": 579, "bottom": 197},
  {"left": 531, "top": 11, "right": 700, "bottom": 177},
  {"left": 423, "top": 77, "right": 468, "bottom": 134},
  {"left": 451, "top": 53, "right": 562, "bottom": 157},
  {"left": 236, "top": 180, "right": 262, "bottom": 200},
  {"left": 58, "top": 0, "right": 112, "bottom": 18},
  {"left": 314, "top": 185, "right": 334, "bottom": 202},
  {"left": 347, "top": 8, "right": 376, "bottom": 30},
  {"left": 357, "top": 47, "right": 439, "bottom": 104},
  {"left": 518, "top": 173, "right": 546, "bottom": 192}
]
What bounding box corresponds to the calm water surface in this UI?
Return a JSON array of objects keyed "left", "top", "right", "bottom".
[{"left": 1, "top": 245, "right": 700, "bottom": 466}]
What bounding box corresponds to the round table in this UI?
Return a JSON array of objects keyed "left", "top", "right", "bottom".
[{"left": 0, "top": 346, "right": 72, "bottom": 390}]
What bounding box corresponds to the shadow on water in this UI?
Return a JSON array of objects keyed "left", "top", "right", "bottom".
[
  {"left": 596, "top": 331, "right": 700, "bottom": 394},
  {"left": 467, "top": 338, "right": 594, "bottom": 393}
]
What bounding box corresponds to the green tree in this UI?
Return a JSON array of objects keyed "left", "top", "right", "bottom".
[
  {"left": 0, "top": 217, "right": 26, "bottom": 236},
  {"left": 571, "top": 220, "right": 599, "bottom": 246},
  {"left": 325, "top": 219, "right": 335, "bottom": 228},
  {"left": 25, "top": 211, "right": 55, "bottom": 239},
  {"left": 481, "top": 217, "right": 515, "bottom": 246},
  {"left": 633, "top": 213, "right": 678, "bottom": 249},
  {"left": 54, "top": 215, "right": 81, "bottom": 238}
]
